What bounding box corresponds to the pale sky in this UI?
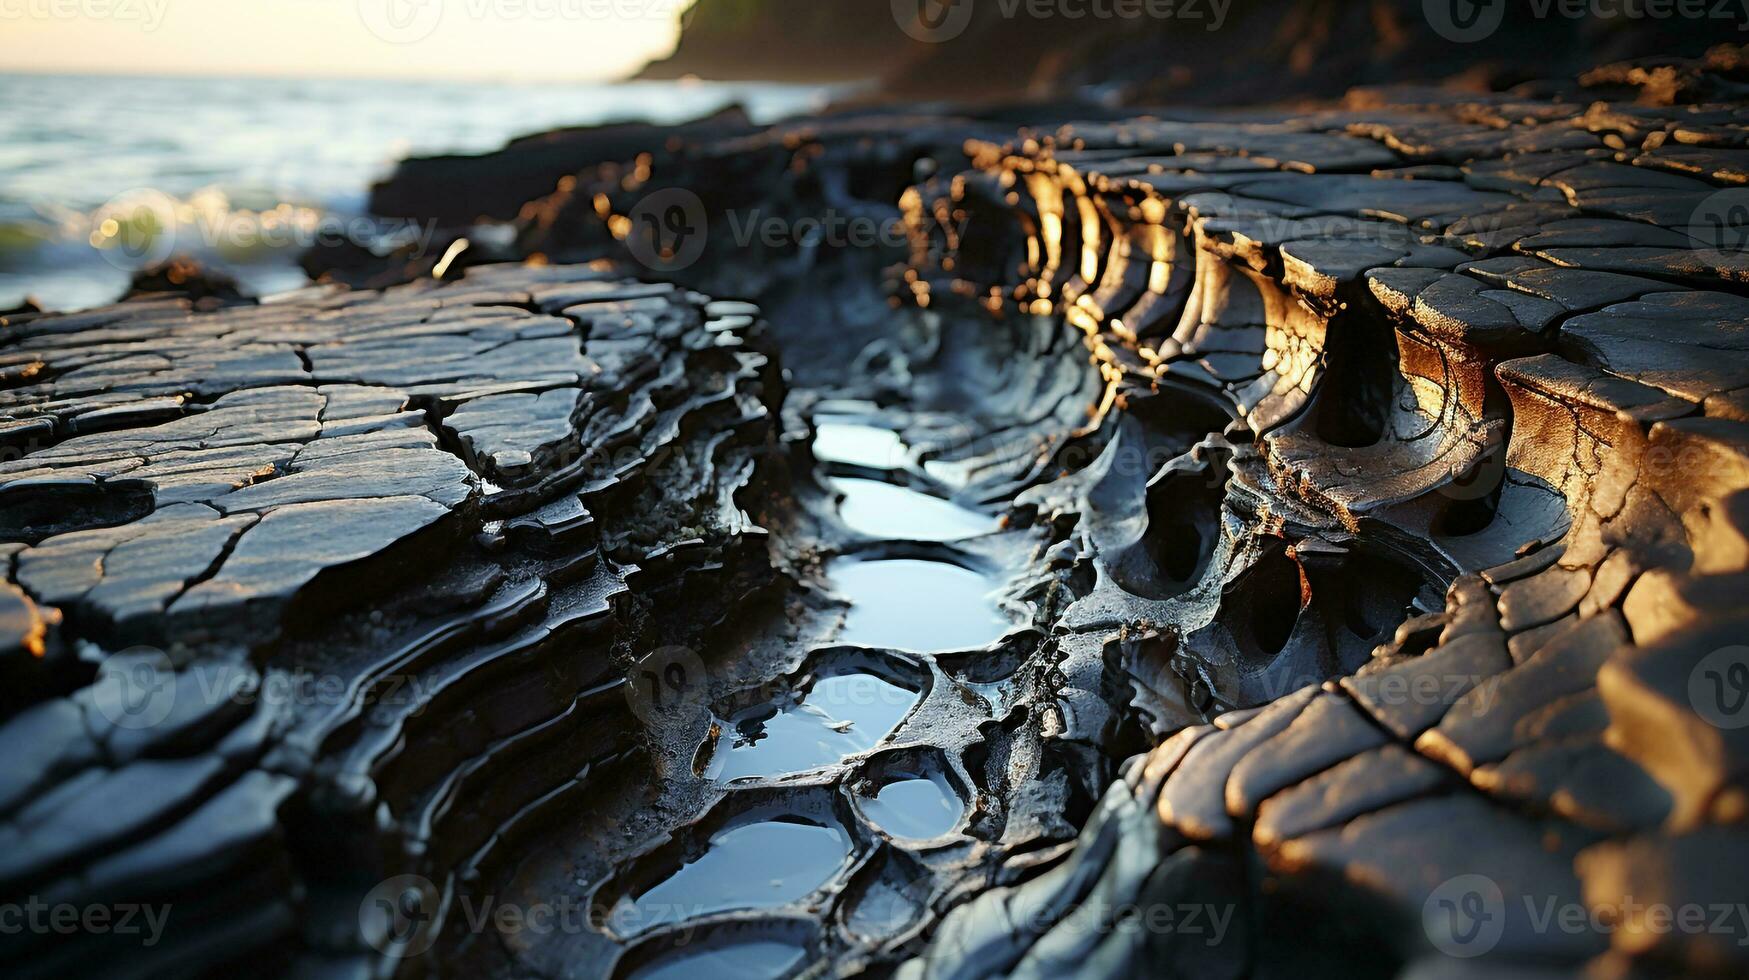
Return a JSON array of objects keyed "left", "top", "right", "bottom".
[{"left": 0, "top": 0, "right": 692, "bottom": 80}]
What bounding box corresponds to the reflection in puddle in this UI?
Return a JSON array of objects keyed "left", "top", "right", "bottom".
[
  {"left": 958, "top": 674, "right": 1020, "bottom": 716},
  {"left": 922, "top": 457, "right": 979, "bottom": 489},
  {"left": 845, "top": 879, "right": 921, "bottom": 941},
  {"left": 627, "top": 940, "right": 807, "bottom": 980},
  {"left": 859, "top": 775, "right": 961, "bottom": 841},
  {"left": 832, "top": 478, "right": 994, "bottom": 541},
  {"left": 611, "top": 820, "right": 851, "bottom": 936},
  {"left": 831, "top": 558, "right": 1008, "bottom": 652},
  {"left": 706, "top": 673, "right": 920, "bottom": 783},
  {"left": 815, "top": 421, "right": 907, "bottom": 470}
]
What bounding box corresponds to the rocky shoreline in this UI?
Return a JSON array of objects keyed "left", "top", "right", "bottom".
[
  {"left": 638, "top": 0, "right": 1734, "bottom": 102},
  {"left": 4, "top": 45, "right": 1749, "bottom": 980}
]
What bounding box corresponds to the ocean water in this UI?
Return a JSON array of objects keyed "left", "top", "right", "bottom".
[{"left": 0, "top": 73, "right": 834, "bottom": 310}]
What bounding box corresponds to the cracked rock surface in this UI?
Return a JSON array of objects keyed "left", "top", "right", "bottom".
[
  {"left": 6, "top": 51, "right": 1749, "bottom": 980},
  {"left": 0, "top": 266, "right": 789, "bottom": 976}
]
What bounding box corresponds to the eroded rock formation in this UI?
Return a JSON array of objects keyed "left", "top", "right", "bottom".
[
  {"left": 5, "top": 50, "right": 1749, "bottom": 980},
  {"left": 883, "top": 56, "right": 1749, "bottom": 980},
  {"left": 0, "top": 268, "right": 788, "bottom": 975}
]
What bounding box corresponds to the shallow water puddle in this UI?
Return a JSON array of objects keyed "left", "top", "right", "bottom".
[
  {"left": 859, "top": 774, "right": 961, "bottom": 841},
  {"left": 958, "top": 674, "right": 1020, "bottom": 716},
  {"left": 706, "top": 673, "right": 920, "bottom": 782},
  {"left": 814, "top": 420, "right": 907, "bottom": 470},
  {"left": 627, "top": 940, "right": 807, "bottom": 980},
  {"left": 831, "top": 558, "right": 1008, "bottom": 652},
  {"left": 832, "top": 478, "right": 995, "bottom": 542},
  {"left": 922, "top": 457, "right": 979, "bottom": 489},
  {"left": 844, "top": 879, "right": 921, "bottom": 941},
  {"left": 611, "top": 820, "right": 851, "bottom": 935}
]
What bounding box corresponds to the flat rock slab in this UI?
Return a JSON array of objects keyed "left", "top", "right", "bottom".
[{"left": 0, "top": 264, "right": 782, "bottom": 976}]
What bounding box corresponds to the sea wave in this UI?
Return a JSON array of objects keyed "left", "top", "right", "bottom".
[{"left": 0, "top": 73, "right": 836, "bottom": 310}]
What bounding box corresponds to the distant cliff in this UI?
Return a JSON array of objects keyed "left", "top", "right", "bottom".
[
  {"left": 640, "top": 0, "right": 1739, "bottom": 102},
  {"left": 641, "top": 0, "right": 908, "bottom": 83}
]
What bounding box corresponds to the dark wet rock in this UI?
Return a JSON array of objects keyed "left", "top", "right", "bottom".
[
  {"left": 1473, "top": 736, "right": 1673, "bottom": 833},
  {"left": 1252, "top": 743, "right": 1452, "bottom": 850},
  {"left": 1157, "top": 688, "right": 1317, "bottom": 842},
  {"left": 1345, "top": 631, "right": 1510, "bottom": 740},
  {"left": 1600, "top": 615, "right": 1749, "bottom": 832},
  {"left": 1282, "top": 795, "right": 1608, "bottom": 961},
  {"left": 8, "top": 49, "right": 1749, "bottom": 980},
  {"left": 1577, "top": 827, "right": 1749, "bottom": 976},
  {"left": 0, "top": 264, "right": 787, "bottom": 976},
  {"left": 1225, "top": 693, "right": 1390, "bottom": 817},
  {"left": 125, "top": 256, "right": 246, "bottom": 304},
  {"left": 368, "top": 105, "right": 760, "bottom": 227},
  {"left": 1417, "top": 613, "right": 1629, "bottom": 776},
  {"left": 867, "top": 50, "right": 1749, "bottom": 980}
]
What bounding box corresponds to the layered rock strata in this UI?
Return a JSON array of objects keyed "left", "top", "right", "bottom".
[
  {"left": 885, "top": 63, "right": 1749, "bottom": 980},
  {"left": 0, "top": 267, "right": 786, "bottom": 976},
  {"left": 5, "top": 53, "right": 1749, "bottom": 980}
]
